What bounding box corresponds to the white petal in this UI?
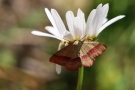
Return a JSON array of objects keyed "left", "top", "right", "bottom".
[
  {"left": 45, "top": 8, "right": 58, "bottom": 30},
  {"left": 56, "top": 64, "right": 61, "bottom": 74},
  {"left": 63, "top": 31, "right": 74, "bottom": 40},
  {"left": 101, "top": 4, "right": 109, "bottom": 19},
  {"left": 77, "top": 8, "right": 86, "bottom": 38},
  {"left": 74, "top": 17, "right": 84, "bottom": 39},
  {"left": 31, "top": 30, "right": 62, "bottom": 40},
  {"left": 58, "top": 42, "right": 63, "bottom": 51},
  {"left": 89, "top": 4, "right": 103, "bottom": 36},
  {"left": 97, "top": 4, "right": 109, "bottom": 27},
  {"left": 66, "top": 11, "right": 75, "bottom": 38},
  {"left": 93, "top": 4, "right": 109, "bottom": 36},
  {"left": 45, "top": 26, "right": 60, "bottom": 36},
  {"left": 103, "top": 18, "right": 108, "bottom": 24},
  {"left": 51, "top": 9, "right": 67, "bottom": 36},
  {"left": 86, "top": 9, "right": 96, "bottom": 36},
  {"left": 97, "top": 15, "right": 125, "bottom": 35},
  {"left": 77, "top": 8, "right": 84, "bottom": 19}
]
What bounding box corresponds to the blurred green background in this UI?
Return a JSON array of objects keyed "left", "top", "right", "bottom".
[{"left": 0, "top": 0, "right": 134, "bottom": 90}]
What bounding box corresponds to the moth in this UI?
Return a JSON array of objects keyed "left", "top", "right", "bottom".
[{"left": 50, "top": 41, "right": 107, "bottom": 71}]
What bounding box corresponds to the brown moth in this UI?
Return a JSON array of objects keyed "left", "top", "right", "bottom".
[{"left": 50, "top": 41, "right": 107, "bottom": 71}]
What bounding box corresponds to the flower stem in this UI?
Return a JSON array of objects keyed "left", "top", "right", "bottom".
[{"left": 76, "top": 66, "right": 84, "bottom": 90}]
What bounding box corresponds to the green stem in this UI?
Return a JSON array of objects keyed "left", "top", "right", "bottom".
[{"left": 76, "top": 66, "right": 84, "bottom": 90}]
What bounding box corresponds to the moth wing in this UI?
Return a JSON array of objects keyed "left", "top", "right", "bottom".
[
  {"left": 80, "top": 41, "right": 107, "bottom": 67},
  {"left": 50, "top": 43, "right": 82, "bottom": 71},
  {"left": 65, "top": 57, "right": 82, "bottom": 71}
]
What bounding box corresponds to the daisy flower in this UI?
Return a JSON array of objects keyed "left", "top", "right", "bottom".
[{"left": 31, "top": 3, "right": 125, "bottom": 74}]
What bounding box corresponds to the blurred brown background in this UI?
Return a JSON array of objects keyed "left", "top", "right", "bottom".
[{"left": 0, "top": 0, "right": 134, "bottom": 90}]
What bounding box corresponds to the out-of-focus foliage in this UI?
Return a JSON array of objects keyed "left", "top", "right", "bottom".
[{"left": 0, "top": 0, "right": 134, "bottom": 90}]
